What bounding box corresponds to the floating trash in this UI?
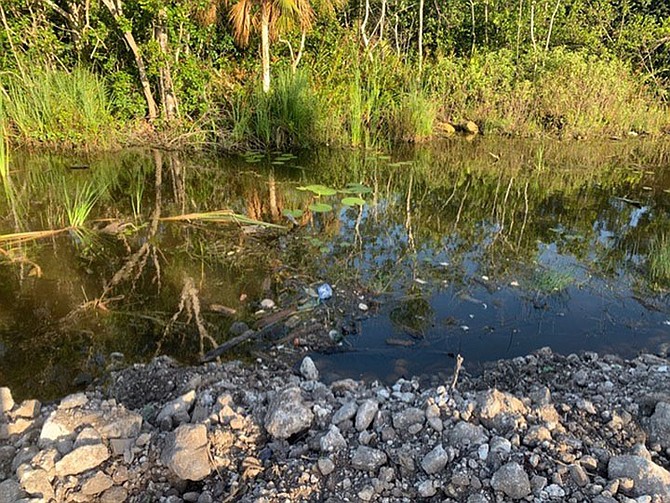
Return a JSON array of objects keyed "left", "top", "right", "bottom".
[
  {"left": 318, "top": 283, "right": 333, "bottom": 300},
  {"left": 358, "top": 303, "right": 369, "bottom": 311}
]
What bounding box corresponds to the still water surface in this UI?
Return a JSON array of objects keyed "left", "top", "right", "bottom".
[{"left": 1, "top": 138, "right": 670, "bottom": 399}]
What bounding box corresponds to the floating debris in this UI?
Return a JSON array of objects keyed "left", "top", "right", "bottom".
[
  {"left": 358, "top": 303, "right": 369, "bottom": 312},
  {"left": 260, "top": 299, "right": 276, "bottom": 310},
  {"left": 414, "top": 278, "right": 427, "bottom": 285},
  {"left": 460, "top": 325, "right": 470, "bottom": 331}
]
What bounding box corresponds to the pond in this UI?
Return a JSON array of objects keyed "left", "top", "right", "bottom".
[{"left": 1, "top": 138, "right": 670, "bottom": 400}]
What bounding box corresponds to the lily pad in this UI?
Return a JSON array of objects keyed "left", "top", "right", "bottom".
[
  {"left": 282, "top": 208, "right": 304, "bottom": 219},
  {"left": 297, "top": 185, "right": 337, "bottom": 196},
  {"left": 309, "top": 203, "right": 333, "bottom": 213},
  {"left": 340, "top": 183, "right": 372, "bottom": 195},
  {"left": 341, "top": 197, "right": 366, "bottom": 206}
]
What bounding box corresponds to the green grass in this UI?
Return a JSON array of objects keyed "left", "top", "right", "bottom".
[
  {"left": 0, "top": 66, "right": 116, "bottom": 148},
  {"left": 648, "top": 235, "right": 670, "bottom": 289}
]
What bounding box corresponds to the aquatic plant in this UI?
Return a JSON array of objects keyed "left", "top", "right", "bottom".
[{"left": 529, "top": 266, "right": 577, "bottom": 293}]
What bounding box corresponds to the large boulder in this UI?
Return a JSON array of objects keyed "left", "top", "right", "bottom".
[
  {"left": 161, "top": 424, "right": 211, "bottom": 481},
  {"left": 608, "top": 455, "right": 670, "bottom": 496},
  {"left": 264, "top": 387, "right": 314, "bottom": 440},
  {"left": 55, "top": 444, "right": 110, "bottom": 476},
  {"left": 647, "top": 401, "right": 670, "bottom": 451}
]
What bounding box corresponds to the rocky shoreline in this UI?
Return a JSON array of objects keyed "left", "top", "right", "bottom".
[{"left": 1, "top": 347, "right": 670, "bottom": 502}]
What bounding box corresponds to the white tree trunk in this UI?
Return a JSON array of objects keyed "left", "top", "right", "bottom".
[{"left": 261, "top": 3, "right": 271, "bottom": 93}]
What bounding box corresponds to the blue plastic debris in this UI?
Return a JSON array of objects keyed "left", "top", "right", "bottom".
[{"left": 317, "top": 283, "right": 333, "bottom": 300}]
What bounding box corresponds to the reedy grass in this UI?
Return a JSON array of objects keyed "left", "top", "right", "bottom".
[
  {"left": 0, "top": 66, "right": 115, "bottom": 147},
  {"left": 159, "top": 210, "right": 286, "bottom": 228},
  {"left": 648, "top": 234, "right": 670, "bottom": 289}
]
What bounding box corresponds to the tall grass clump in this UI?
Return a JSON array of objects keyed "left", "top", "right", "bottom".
[
  {"left": 648, "top": 234, "right": 670, "bottom": 289},
  {"left": 228, "top": 68, "right": 320, "bottom": 150},
  {"left": 533, "top": 49, "right": 666, "bottom": 136},
  {"left": 1, "top": 67, "right": 115, "bottom": 147},
  {"left": 390, "top": 89, "right": 437, "bottom": 142}
]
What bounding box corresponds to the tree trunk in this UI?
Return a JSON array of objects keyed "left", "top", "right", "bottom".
[
  {"left": 418, "top": 0, "right": 424, "bottom": 74},
  {"left": 155, "top": 8, "right": 178, "bottom": 120},
  {"left": 261, "top": 1, "right": 271, "bottom": 93},
  {"left": 101, "top": 0, "right": 158, "bottom": 120}
]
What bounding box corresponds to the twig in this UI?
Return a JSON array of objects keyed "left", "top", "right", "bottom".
[{"left": 450, "top": 354, "right": 464, "bottom": 391}]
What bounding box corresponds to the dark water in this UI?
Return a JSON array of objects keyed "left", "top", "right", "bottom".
[{"left": 1, "top": 139, "right": 670, "bottom": 400}]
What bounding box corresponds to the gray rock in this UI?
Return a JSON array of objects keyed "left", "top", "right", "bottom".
[
  {"left": 476, "top": 389, "right": 527, "bottom": 432},
  {"left": 392, "top": 407, "right": 425, "bottom": 430},
  {"left": 331, "top": 401, "right": 358, "bottom": 425},
  {"left": 19, "top": 468, "right": 54, "bottom": 500},
  {"left": 320, "top": 425, "right": 347, "bottom": 452},
  {"left": 647, "top": 401, "right": 670, "bottom": 450},
  {"left": 608, "top": 455, "right": 670, "bottom": 496},
  {"left": 81, "top": 471, "right": 114, "bottom": 495},
  {"left": 0, "top": 387, "right": 14, "bottom": 416},
  {"left": 490, "top": 462, "right": 531, "bottom": 499},
  {"left": 544, "top": 484, "right": 565, "bottom": 498},
  {"left": 417, "top": 480, "right": 437, "bottom": 497},
  {"left": 229, "top": 321, "right": 249, "bottom": 336},
  {"left": 355, "top": 400, "right": 378, "bottom": 432},
  {"left": 421, "top": 444, "right": 449, "bottom": 474},
  {"left": 448, "top": 421, "right": 487, "bottom": 447},
  {"left": 55, "top": 444, "right": 110, "bottom": 476},
  {"left": 569, "top": 464, "right": 589, "bottom": 487},
  {"left": 0, "top": 479, "right": 24, "bottom": 502},
  {"left": 351, "top": 446, "right": 387, "bottom": 471},
  {"left": 156, "top": 391, "right": 196, "bottom": 426},
  {"left": 300, "top": 356, "right": 319, "bottom": 381},
  {"left": 161, "top": 424, "right": 211, "bottom": 481},
  {"left": 75, "top": 427, "right": 102, "bottom": 448},
  {"left": 264, "top": 387, "right": 314, "bottom": 440},
  {"left": 98, "top": 409, "right": 143, "bottom": 439},
  {"left": 318, "top": 457, "right": 335, "bottom": 475},
  {"left": 183, "top": 492, "right": 200, "bottom": 502}
]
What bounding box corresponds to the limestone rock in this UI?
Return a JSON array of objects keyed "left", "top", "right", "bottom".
[
  {"left": 351, "top": 446, "right": 387, "bottom": 471},
  {"left": 491, "top": 462, "right": 531, "bottom": 499},
  {"left": 20, "top": 468, "right": 54, "bottom": 500},
  {"left": 60, "top": 392, "right": 88, "bottom": 409},
  {"left": 355, "top": 400, "right": 378, "bottom": 432},
  {"left": 417, "top": 479, "right": 437, "bottom": 497},
  {"left": 264, "top": 387, "right": 314, "bottom": 440},
  {"left": 11, "top": 399, "right": 40, "bottom": 419},
  {"left": 100, "top": 486, "right": 128, "bottom": 503},
  {"left": 647, "top": 401, "right": 670, "bottom": 450},
  {"left": 98, "top": 409, "right": 143, "bottom": 439},
  {"left": 421, "top": 444, "right": 449, "bottom": 474},
  {"left": 55, "top": 444, "right": 110, "bottom": 476},
  {"left": 318, "top": 457, "right": 335, "bottom": 475},
  {"left": 523, "top": 425, "right": 552, "bottom": 447},
  {"left": 162, "top": 424, "right": 211, "bottom": 481},
  {"left": 476, "top": 389, "right": 527, "bottom": 432},
  {"left": 81, "top": 471, "right": 114, "bottom": 495},
  {"left": 608, "top": 455, "right": 670, "bottom": 496},
  {"left": 299, "top": 357, "right": 319, "bottom": 381},
  {"left": 0, "top": 387, "right": 14, "bottom": 416}
]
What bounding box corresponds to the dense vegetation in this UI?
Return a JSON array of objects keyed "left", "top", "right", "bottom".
[{"left": 0, "top": 0, "right": 669, "bottom": 149}]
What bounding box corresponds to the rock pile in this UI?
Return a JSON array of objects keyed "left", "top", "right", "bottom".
[{"left": 1, "top": 349, "right": 670, "bottom": 502}]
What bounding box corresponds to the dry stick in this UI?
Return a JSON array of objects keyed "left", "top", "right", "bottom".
[{"left": 450, "top": 354, "right": 464, "bottom": 391}]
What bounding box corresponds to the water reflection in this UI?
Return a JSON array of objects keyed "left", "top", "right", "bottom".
[{"left": 1, "top": 138, "right": 670, "bottom": 399}]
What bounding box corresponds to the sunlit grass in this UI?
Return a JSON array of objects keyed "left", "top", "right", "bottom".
[{"left": 648, "top": 235, "right": 670, "bottom": 289}]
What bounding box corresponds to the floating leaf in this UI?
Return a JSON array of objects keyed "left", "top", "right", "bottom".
[
  {"left": 298, "top": 185, "right": 337, "bottom": 196},
  {"left": 340, "top": 183, "right": 372, "bottom": 195},
  {"left": 341, "top": 197, "right": 366, "bottom": 206},
  {"left": 309, "top": 203, "right": 333, "bottom": 213},
  {"left": 271, "top": 161, "right": 285, "bottom": 165},
  {"left": 282, "top": 208, "right": 304, "bottom": 219}
]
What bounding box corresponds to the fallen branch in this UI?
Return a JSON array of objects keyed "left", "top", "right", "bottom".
[{"left": 451, "top": 353, "right": 464, "bottom": 391}]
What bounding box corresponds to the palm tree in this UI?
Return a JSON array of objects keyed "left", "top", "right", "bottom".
[{"left": 227, "top": 0, "right": 315, "bottom": 92}]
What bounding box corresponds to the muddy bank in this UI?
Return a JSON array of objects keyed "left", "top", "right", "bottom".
[{"left": 1, "top": 347, "right": 670, "bottom": 502}]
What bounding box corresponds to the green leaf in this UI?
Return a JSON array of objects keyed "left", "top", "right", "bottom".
[
  {"left": 340, "top": 183, "right": 372, "bottom": 194},
  {"left": 297, "top": 185, "right": 337, "bottom": 196},
  {"left": 341, "top": 197, "right": 366, "bottom": 206},
  {"left": 282, "top": 208, "right": 304, "bottom": 218},
  {"left": 309, "top": 203, "right": 333, "bottom": 213}
]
